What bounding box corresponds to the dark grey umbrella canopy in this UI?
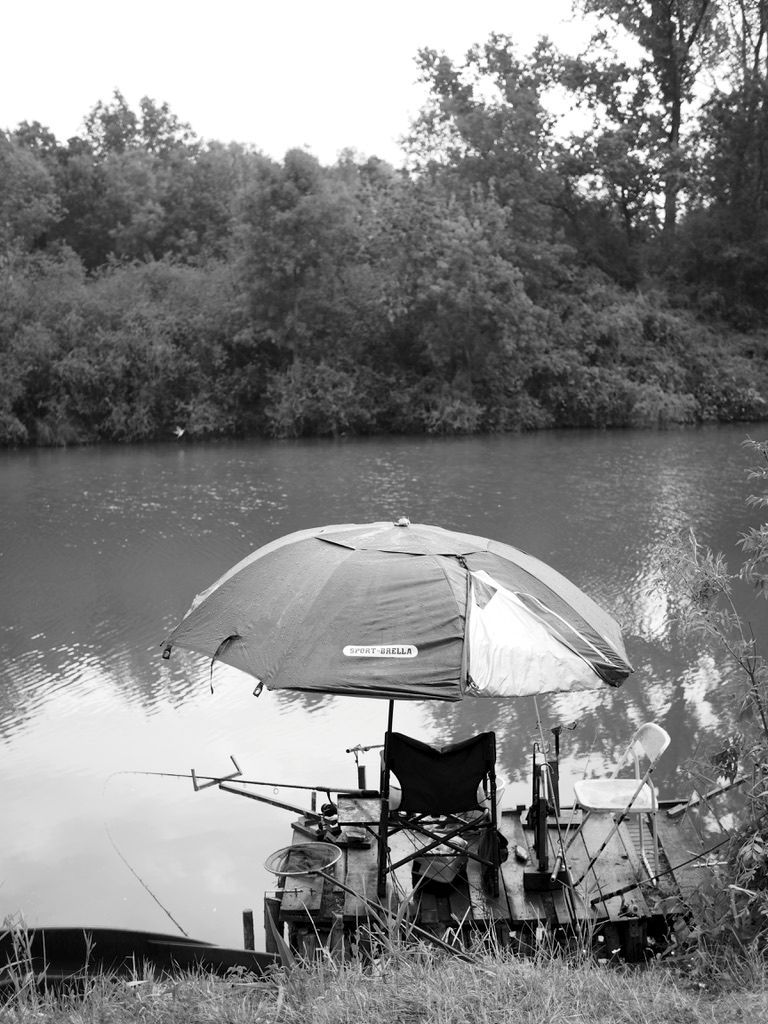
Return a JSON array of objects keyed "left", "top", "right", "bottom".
[{"left": 163, "top": 520, "right": 632, "bottom": 700}]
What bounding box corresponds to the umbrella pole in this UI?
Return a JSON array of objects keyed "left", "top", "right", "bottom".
[
  {"left": 376, "top": 700, "right": 395, "bottom": 898},
  {"left": 380, "top": 699, "right": 394, "bottom": 808}
]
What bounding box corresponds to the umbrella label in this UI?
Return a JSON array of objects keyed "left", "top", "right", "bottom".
[{"left": 343, "top": 644, "right": 418, "bottom": 658}]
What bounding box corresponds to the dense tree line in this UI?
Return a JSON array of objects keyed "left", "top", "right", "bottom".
[{"left": 2, "top": 0, "right": 768, "bottom": 446}]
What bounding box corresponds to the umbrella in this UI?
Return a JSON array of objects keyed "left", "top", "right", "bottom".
[{"left": 162, "top": 518, "right": 632, "bottom": 699}]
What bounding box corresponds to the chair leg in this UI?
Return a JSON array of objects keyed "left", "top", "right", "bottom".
[
  {"left": 481, "top": 831, "right": 500, "bottom": 898},
  {"left": 571, "top": 811, "right": 626, "bottom": 889},
  {"left": 487, "top": 768, "right": 500, "bottom": 898},
  {"left": 376, "top": 796, "right": 390, "bottom": 899},
  {"left": 651, "top": 811, "right": 660, "bottom": 881},
  {"left": 377, "top": 728, "right": 392, "bottom": 900},
  {"left": 563, "top": 809, "right": 590, "bottom": 856}
]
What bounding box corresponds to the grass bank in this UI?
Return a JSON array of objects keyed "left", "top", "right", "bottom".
[{"left": 3, "top": 945, "right": 768, "bottom": 1024}]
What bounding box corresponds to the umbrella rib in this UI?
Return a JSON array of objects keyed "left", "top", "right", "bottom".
[
  {"left": 521, "top": 593, "right": 627, "bottom": 671},
  {"left": 480, "top": 558, "right": 626, "bottom": 662},
  {"left": 426, "top": 552, "right": 469, "bottom": 620},
  {"left": 429, "top": 552, "right": 471, "bottom": 683}
]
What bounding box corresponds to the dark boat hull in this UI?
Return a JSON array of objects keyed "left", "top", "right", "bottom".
[{"left": 0, "top": 927, "right": 277, "bottom": 986}]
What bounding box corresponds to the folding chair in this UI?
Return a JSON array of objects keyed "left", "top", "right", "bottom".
[
  {"left": 572, "top": 722, "right": 670, "bottom": 881},
  {"left": 376, "top": 731, "right": 500, "bottom": 899}
]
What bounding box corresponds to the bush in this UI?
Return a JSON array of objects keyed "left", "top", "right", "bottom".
[
  {"left": 657, "top": 439, "right": 768, "bottom": 957},
  {"left": 421, "top": 386, "right": 484, "bottom": 435},
  {"left": 263, "top": 360, "right": 377, "bottom": 438}
]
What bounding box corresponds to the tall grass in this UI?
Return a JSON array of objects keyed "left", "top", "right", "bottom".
[{"left": 3, "top": 938, "right": 767, "bottom": 1023}]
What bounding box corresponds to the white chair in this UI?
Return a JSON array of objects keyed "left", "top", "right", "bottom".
[{"left": 572, "top": 723, "right": 671, "bottom": 881}]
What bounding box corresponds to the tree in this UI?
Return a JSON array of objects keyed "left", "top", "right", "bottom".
[
  {"left": 406, "top": 36, "right": 564, "bottom": 244},
  {"left": 557, "top": 43, "right": 664, "bottom": 282},
  {"left": 360, "top": 173, "right": 548, "bottom": 430},
  {"left": 83, "top": 90, "right": 139, "bottom": 155},
  {"left": 677, "top": 1, "right": 768, "bottom": 322},
  {"left": 580, "top": 0, "right": 722, "bottom": 238},
  {"left": 160, "top": 141, "right": 248, "bottom": 258},
  {"left": 138, "top": 96, "right": 197, "bottom": 155},
  {"left": 0, "top": 133, "right": 60, "bottom": 250},
  {"left": 53, "top": 94, "right": 215, "bottom": 266},
  {"left": 716, "top": 0, "right": 768, "bottom": 91},
  {"left": 11, "top": 121, "right": 60, "bottom": 164},
  {"left": 234, "top": 149, "right": 364, "bottom": 365},
  {"left": 50, "top": 138, "right": 110, "bottom": 268}
]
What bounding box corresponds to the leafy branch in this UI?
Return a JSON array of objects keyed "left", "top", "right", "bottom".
[{"left": 656, "top": 437, "right": 768, "bottom": 955}]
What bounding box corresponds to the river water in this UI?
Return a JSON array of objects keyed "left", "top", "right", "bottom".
[{"left": 1, "top": 425, "right": 765, "bottom": 948}]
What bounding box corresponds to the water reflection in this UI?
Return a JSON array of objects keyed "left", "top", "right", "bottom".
[{"left": 1, "top": 424, "right": 766, "bottom": 945}]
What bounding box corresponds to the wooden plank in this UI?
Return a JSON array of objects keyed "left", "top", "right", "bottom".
[
  {"left": 338, "top": 793, "right": 385, "bottom": 920},
  {"left": 466, "top": 855, "right": 506, "bottom": 922},
  {"left": 448, "top": 887, "right": 472, "bottom": 927},
  {"left": 242, "top": 908, "right": 255, "bottom": 950},
  {"left": 618, "top": 814, "right": 671, "bottom": 916},
  {"left": 578, "top": 816, "right": 641, "bottom": 920},
  {"left": 675, "top": 800, "right": 732, "bottom": 849},
  {"left": 665, "top": 777, "right": 747, "bottom": 818},
  {"left": 539, "top": 814, "right": 589, "bottom": 927},
  {"left": 565, "top": 812, "right": 648, "bottom": 921},
  {"left": 550, "top": 888, "right": 574, "bottom": 928},
  {"left": 546, "top": 806, "right": 584, "bottom": 925},
  {"left": 655, "top": 814, "right": 720, "bottom": 901},
  {"left": 296, "top": 928, "right": 318, "bottom": 960},
  {"left": 328, "top": 913, "right": 344, "bottom": 958},
  {"left": 620, "top": 816, "right": 653, "bottom": 878},
  {"left": 342, "top": 833, "right": 379, "bottom": 920},
  {"left": 419, "top": 893, "right": 440, "bottom": 926},
  {"left": 384, "top": 829, "right": 421, "bottom": 907},
  {"left": 320, "top": 848, "right": 347, "bottom": 921},
  {"left": 582, "top": 815, "right": 652, "bottom": 914},
  {"left": 463, "top": 827, "right": 507, "bottom": 923},
  {"left": 498, "top": 811, "right": 549, "bottom": 924},
  {"left": 543, "top": 821, "right": 590, "bottom": 924},
  {"left": 547, "top": 812, "right": 583, "bottom": 828},
  {"left": 280, "top": 832, "right": 328, "bottom": 918},
  {"left": 338, "top": 795, "right": 381, "bottom": 826},
  {"left": 613, "top": 821, "right": 651, "bottom": 918},
  {"left": 280, "top": 872, "right": 325, "bottom": 917},
  {"left": 263, "top": 897, "right": 281, "bottom": 955},
  {"left": 436, "top": 895, "right": 452, "bottom": 928},
  {"left": 504, "top": 810, "right": 536, "bottom": 862}
]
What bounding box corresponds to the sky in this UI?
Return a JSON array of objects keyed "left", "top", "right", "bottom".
[{"left": 2, "top": 1, "right": 594, "bottom": 166}]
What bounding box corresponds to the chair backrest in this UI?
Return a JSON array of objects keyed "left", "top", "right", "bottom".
[
  {"left": 632, "top": 723, "right": 670, "bottom": 764},
  {"left": 614, "top": 722, "right": 670, "bottom": 778},
  {"left": 386, "top": 731, "right": 496, "bottom": 816}
]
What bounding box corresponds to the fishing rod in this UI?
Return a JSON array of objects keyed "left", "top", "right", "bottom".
[
  {"left": 115, "top": 757, "right": 369, "bottom": 796},
  {"left": 112, "top": 756, "right": 375, "bottom": 826}
]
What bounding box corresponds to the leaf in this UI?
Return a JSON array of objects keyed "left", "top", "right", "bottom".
[{"left": 266, "top": 912, "right": 296, "bottom": 970}]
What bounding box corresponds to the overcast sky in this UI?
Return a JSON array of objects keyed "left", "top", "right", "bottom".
[{"left": 3, "top": 1, "right": 594, "bottom": 165}]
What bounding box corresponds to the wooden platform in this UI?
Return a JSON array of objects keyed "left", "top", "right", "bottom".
[{"left": 270, "top": 792, "right": 732, "bottom": 961}]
